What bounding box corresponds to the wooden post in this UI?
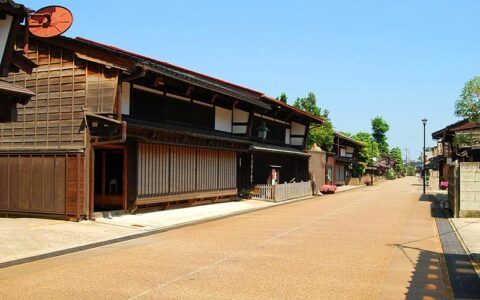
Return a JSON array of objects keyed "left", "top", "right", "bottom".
[
  {"left": 89, "top": 147, "right": 94, "bottom": 219},
  {"left": 76, "top": 153, "right": 80, "bottom": 221},
  {"left": 123, "top": 146, "right": 128, "bottom": 210},
  {"left": 64, "top": 154, "right": 68, "bottom": 220}
]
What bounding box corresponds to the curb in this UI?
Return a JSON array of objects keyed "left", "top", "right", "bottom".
[
  {"left": 0, "top": 195, "right": 317, "bottom": 270},
  {"left": 448, "top": 218, "right": 480, "bottom": 279}
]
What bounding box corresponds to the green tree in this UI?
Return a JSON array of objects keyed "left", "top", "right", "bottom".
[
  {"left": 352, "top": 132, "right": 379, "bottom": 177},
  {"left": 371, "top": 116, "right": 390, "bottom": 154},
  {"left": 455, "top": 76, "right": 480, "bottom": 124},
  {"left": 276, "top": 92, "right": 288, "bottom": 103},
  {"left": 390, "top": 147, "right": 405, "bottom": 174},
  {"left": 293, "top": 92, "right": 334, "bottom": 151}
]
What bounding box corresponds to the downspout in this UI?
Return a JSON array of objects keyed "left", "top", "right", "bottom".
[{"left": 91, "top": 120, "right": 127, "bottom": 146}]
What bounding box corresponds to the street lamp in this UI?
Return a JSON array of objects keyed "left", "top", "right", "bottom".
[{"left": 422, "top": 118, "right": 428, "bottom": 194}]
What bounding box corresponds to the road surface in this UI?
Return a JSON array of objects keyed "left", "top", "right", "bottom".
[{"left": 0, "top": 177, "right": 447, "bottom": 299}]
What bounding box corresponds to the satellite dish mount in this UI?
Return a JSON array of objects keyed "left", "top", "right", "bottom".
[{"left": 23, "top": 6, "right": 73, "bottom": 52}]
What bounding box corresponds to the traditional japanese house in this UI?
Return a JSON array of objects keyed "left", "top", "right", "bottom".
[
  {"left": 431, "top": 119, "right": 480, "bottom": 180},
  {"left": 326, "top": 132, "right": 364, "bottom": 186},
  {"left": 0, "top": 33, "right": 323, "bottom": 220},
  {"left": 0, "top": 1, "right": 37, "bottom": 120}
]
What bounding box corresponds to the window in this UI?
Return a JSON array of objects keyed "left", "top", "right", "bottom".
[
  {"left": 130, "top": 87, "right": 214, "bottom": 128},
  {"left": 0, "top": 100, "right": 17, "bottom": 122}
]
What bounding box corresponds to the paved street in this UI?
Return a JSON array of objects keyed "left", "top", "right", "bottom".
[{"left": 0, "top": 177, "right": 448, "bottom": 299}]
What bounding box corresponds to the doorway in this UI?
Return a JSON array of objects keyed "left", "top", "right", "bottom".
[{"left": 93, "top": 148, "right": 126, "bottom": 211}]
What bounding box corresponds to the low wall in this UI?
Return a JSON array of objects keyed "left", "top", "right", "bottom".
[
  {"left": 459, "top": 163, "right": 480, "bottom": 217},
  {"left": 348, "top": 178, "right": 362, "bottom": 186},
  {"left": 360, "top": 175, "right": 386, "bottom": 185}
]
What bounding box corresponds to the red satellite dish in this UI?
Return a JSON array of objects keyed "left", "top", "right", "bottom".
[{"left": 28, "top": 6, "right": 73, "bottom": 38}]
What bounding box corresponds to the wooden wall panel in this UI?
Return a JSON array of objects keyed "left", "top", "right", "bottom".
[
  {"left": 85, "top": 64, "right": 118, "bottom": 113},
  {"left": 0, "top": 154, "right": 80, "bottom": 217},
  {"left": 218, "top": 150, "right": 237, "bottom": 190},
  {"left": 18, "top": 156, "right": 32, "bottom": 211},
  {"left": 196, "top": 148, "right": 218, "bottom": 191},
  {"left": 0, "top": 39, "right": 119, "bottom": 151},
  {"left": 31, "top": 156, "right": 44, "bottom": 211},
  {"left": 0, "top": 157, "right": 8, "bottom": 208},
  {"left": 54, "top": 156, "right": 66, "bottom": 212},
  {"left": 137, "top": 143, "right": 237, "bottom": 201},
  {"left": 66, "top": 154, "right": 84, "bottom": 217},
  {"left": 8, "top": 157, "right": 19, "bottom": 210}
]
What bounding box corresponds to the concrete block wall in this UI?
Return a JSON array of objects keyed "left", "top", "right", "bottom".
[
  {"left": 429, "top": 170, "right": 439, "bottom": 189},
  {"left": 459, "top": 162, "right": 480, "bottom": 217},
  {"left": 308, "top": 150, "right": 326, "bottom": 195}
]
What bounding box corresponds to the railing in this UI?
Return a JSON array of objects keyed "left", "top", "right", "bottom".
[
  {"left": 252, "top": 184, "right": 275, "bottom": 201},
  {"left": 252, "top": 181, "right": 312, "bottom": 202}
]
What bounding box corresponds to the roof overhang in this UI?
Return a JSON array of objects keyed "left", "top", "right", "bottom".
[
  {"left": 0, "top": 80, "right": 34, "bottom": 104},
  {"left": 250, "top": 143, "right": 310, "bottom": 157}
]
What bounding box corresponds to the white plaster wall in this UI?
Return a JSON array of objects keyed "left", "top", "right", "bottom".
[
  {"left": 291, "top": 121, "right": 306, "bottom": 135},
  {"left": 233, "top": 108, "right": 249, "bottom": 123},
  {"left": 291, "top": 137, "right": 304, "bottom": 146},
  {"left": 215, "top": 106, "right": 232, "bottom": 132},
  {"left": 0, "top": 15, "right": 13, "bottom": 63}
]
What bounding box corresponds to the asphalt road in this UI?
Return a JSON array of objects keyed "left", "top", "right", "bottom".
[{"left": 0, "top": 177, "right": 447, "bottom": 299}]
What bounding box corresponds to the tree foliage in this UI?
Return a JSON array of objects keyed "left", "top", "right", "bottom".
[
  {"left": 371, "top": 116, "right": 390, "bottom": 154},
  {"left": 276, "top": 92, "right": 288, "bottom": 103},
  {"left": 293, "top": 92, "right": 334, "bottom": 151},
  {"left": 455, "top": 76, "right": 480, "bottom": 124},
  {"left": 406, "top": 166, "right": 415, "bottom": 176},
  {"left": 352, "top": 132, "right": 379, "bottom": 177},
  {"left": 390, "top": 147, "right": 405, "bottom": 174}
]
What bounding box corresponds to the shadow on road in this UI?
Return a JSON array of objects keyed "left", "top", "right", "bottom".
[
  {"left": 398, "top": 194, "right": 480, "bottom": 299},
  {"left": 394, "top": 245, "right": 446, "bottom": 300}
]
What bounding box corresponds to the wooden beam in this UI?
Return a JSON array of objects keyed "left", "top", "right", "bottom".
[
  {"left": 211, "top": 94, "right": 218, "bottom": 104},
  {"left": 186, "top": 85, "right": 194, "bottom": 96}
]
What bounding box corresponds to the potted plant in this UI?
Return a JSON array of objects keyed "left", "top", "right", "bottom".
[
  {"left": 239, "top": 188, "right": 254, "bottom": 199},
  {"left": 320, "top": 184, "right": 337, "bottom": 194},
  {"left": 440, "top": 181, "right": 448, "bottom": 190}
]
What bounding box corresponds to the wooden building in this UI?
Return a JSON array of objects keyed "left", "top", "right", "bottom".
[
  {"left": 326, "top": 132, "right": 364, "bottom": 186},
  {"left": 0, "top": 33, "right": 323, "bottom": 220},
  {"left": 431, "top": 119, "right": 480, "bottom": 181}
]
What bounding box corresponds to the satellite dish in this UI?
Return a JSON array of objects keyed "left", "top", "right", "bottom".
[{"left": 28, "top": 6, "right": 73, "bottom": 38}]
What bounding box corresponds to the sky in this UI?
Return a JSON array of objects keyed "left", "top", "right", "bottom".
[{"left": 23, "top": 0, "right": 480, "bottom": 160}]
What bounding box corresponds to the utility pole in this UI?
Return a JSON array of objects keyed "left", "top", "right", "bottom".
[{"left": 370, "top": 137, "right": 374, "bottom": 186}]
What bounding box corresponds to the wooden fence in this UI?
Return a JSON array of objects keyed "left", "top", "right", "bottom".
[{"left": 252, "top": 181, "right": 312, "bottom": 202}]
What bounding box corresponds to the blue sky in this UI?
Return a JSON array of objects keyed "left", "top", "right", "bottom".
[{"left": 24, "top": 0, "right": 480, "bottom": 160}]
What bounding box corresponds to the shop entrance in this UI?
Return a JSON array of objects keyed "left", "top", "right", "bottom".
[{"left": 93, "top": 148, "right": 126, "bottom": 211}]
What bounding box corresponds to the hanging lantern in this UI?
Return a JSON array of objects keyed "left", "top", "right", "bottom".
[{"left": 257, "top": 120, "right": 270, "bottom": 141}]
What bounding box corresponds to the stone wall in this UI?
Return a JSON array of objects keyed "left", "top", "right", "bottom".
[{"left": 459, "top": 163, "right": 480, "bottom": 217}]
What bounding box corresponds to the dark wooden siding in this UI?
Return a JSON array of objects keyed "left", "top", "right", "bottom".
[
  {"left": 0, "top": 154, "right": 84, "bottom": 217},
  {"left": 0, "top": 39, "right": 118, "bottom": 151},
  {"left": 137, "top": 143, "right": 237, "bottom": 204}
]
